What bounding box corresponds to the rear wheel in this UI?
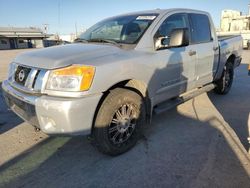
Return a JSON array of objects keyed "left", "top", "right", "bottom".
[
  {"left": 214, "top": 62, "right": 234, "bottom": 95},
  {"left": 93, "top": 88, "right": 146, "bottom": 156}
]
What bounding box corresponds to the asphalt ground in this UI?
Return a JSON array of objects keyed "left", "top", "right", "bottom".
[{"left": 0, "top": 49, "right": 250, "bottom": 188}]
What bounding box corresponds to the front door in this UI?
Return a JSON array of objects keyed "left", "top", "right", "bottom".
[{"left": 153, "top": 13, "right": 196, "bottom": 104}]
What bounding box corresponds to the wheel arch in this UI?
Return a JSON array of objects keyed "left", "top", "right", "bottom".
[
  {"left": 227, "top": 54, "right": 236, "bottom": 66},
  {"left": 215, "top": 53, "right": 236, "bottom": 81},
  {"left": 91, "top": 79, "right": 152, "bottom": 134}
]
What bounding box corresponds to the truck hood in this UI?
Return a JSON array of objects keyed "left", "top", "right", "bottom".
[{"left": 14, "top": 43, "right": 128, "bottom": 69}]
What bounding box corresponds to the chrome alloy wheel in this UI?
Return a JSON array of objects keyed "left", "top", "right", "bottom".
[{"left": 108, "top": 104, "right": 137, "bottom": 145}]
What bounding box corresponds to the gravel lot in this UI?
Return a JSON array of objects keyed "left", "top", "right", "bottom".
[{"left": 0, "top": 48, "right": 250, "bottom": 188}]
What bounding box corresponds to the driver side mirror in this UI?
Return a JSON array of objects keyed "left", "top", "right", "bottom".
[{"left": 155, "top": 28, "right": 189, "bottom": 50}]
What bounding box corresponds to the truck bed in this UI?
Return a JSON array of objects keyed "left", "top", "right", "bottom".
[
  {"left": 217, "top": 31, "right": 250, "bottom": 48},
  {"left": 218, "top": 35, "right": 241, "bottom": 42},
  {"left": 217, "top": 34, "right": 243, "bottom": 78}
]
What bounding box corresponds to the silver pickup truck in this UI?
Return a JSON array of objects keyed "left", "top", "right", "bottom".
[{"left": 2, "top": 9, "right": 242, "bottom": 155}]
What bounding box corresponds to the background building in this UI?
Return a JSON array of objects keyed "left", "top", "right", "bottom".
[
  {"left": 219, "top": 4, "right": 250, "bottom": 49},
  {"left": 0, "top": 27, "right": 50, "bottom": 50}
]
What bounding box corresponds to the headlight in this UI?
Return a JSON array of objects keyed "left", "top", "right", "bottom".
[{"left": 46, "top": 65, "right": 95, "bottom": 91}]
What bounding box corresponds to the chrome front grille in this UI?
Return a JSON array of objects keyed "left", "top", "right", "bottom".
[
  {"left": 14, "top": 65, "right": 32, "bottom": 86},
  {"left": 8, "top": 63, "right": 48, "bottom": 93}
]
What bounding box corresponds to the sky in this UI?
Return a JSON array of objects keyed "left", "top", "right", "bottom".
[{"left": 0, "top": 0, "right": 249, "bottom": 35}]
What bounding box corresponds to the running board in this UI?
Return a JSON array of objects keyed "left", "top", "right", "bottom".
[{"left": 154, "top": 84, "right": 215, "bottom": 114}]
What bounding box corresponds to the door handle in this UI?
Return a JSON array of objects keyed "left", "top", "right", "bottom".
[
  {"left": 189, "top": 50, "right": 196, "bottom": 56},
  {"left": 213, "top": 46, "right": 219, "bottom": 51}
]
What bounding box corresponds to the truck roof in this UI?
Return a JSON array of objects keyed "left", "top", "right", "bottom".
[{"left": 117, "top": 8, "right": 209, "bottom": 16}]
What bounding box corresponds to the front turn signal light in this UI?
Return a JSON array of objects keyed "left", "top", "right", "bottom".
[{"left": 46, "top": 65, "right": 95, "bottom": 92}]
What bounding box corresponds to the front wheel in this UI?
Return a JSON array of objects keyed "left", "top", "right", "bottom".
[
  {"left": 214, "top": 62, "right": 234, "bottom": 95},
  {"left": 93, "top": 88, "right": 146, "bottom": 156}
]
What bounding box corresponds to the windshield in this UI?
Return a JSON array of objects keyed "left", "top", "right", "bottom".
[{"left": 79, "top": 14, "right": 158, "bottom": 44}]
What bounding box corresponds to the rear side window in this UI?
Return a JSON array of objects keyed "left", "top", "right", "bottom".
[{"left": 189, "top": 13, "right": 212, "bottom": 44}]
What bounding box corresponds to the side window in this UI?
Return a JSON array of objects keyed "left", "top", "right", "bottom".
[
  {"left": 189, "top": 14, "right": 212, "bottom": 44},
  {"left": 155, "top": 14, "right": 188, "bottom": 46},
  {"left": 156, "top": 14, "right": 188, "bottom": 38}
]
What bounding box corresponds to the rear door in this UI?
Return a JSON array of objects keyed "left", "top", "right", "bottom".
[{"left": 188, "top": 13, "right": 219, "bottom": 87}]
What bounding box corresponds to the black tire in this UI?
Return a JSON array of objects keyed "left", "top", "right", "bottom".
[
  {"left": 214, "top": 62, "right": 234, "bottom": 95},
  {"left": 93, "top": 88, "right": 146, "bottom": 156}
]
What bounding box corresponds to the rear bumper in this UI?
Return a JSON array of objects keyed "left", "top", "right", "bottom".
[{"left": 2, "top": 80, "right": 102, "bottom": 135}]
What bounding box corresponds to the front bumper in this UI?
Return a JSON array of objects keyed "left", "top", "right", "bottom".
[{"left": 2, "top": 80, "right": 102, "bottom": 135}]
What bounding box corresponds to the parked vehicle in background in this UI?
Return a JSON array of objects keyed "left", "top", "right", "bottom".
[
  {"left": 59, "top": 40, "right": 71, "bottom": 45},
  {"left": 2, "top": 9, "right": 243, "bottom": 155}
]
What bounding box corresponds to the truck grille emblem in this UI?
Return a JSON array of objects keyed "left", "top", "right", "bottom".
[{"left": 18, "top": 69, "right": 26, "bottom": 82}]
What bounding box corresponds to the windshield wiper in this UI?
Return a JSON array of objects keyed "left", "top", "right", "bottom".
[
  {"left": 88, "top": 38, "right": 120, "bottom": 46},
  {"left": 74, "top": 38, "right": 89, "bottom": 43}
]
